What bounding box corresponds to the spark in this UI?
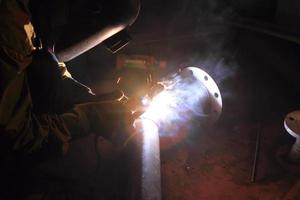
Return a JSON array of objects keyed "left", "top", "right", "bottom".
[{"left": 117, "top": 77, "right": 122, "bottom": 84}]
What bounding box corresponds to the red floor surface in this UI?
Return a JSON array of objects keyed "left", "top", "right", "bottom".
[{"left": 161, "top": 119, "right": 300, "bottom": 199}]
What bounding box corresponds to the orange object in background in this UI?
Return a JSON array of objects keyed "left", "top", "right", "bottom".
[
  {"left": 116, "top": 54, "right": 166, "bottom": 97},
  {"left": 116, "top": 54, "right": 166, "bottom": 70}
]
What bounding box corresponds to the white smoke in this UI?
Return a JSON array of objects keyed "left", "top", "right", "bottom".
[{"left": 141, "top": 67, "right": 220, "bottom": 136}]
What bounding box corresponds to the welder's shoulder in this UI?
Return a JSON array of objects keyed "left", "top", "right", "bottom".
[
  {"left": 0, "top": 0, "right": 35, "bottom": 71},
  {"left": 0, "top": 0, "right": 34, "bottom": 129}
]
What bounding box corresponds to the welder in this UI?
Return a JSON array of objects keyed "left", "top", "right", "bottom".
[{"left": 0, "top": 0, "right": 140, "bottom": 199}]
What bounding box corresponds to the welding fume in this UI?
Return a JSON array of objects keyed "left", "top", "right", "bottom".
[{"left": 139, "top": 67, "right": 222, "bottom": 136}]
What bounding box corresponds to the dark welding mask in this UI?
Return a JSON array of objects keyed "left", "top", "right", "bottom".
[{"left": 29, "top": 0, "right": 140, "bottom": 62}]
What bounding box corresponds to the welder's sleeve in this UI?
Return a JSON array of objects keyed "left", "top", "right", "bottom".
[
  {"left": 27, "top": 49, "right": 124, "bottom": 114},
  {"left": 0, "top": 47, "right": 126, "bottom": 157}
]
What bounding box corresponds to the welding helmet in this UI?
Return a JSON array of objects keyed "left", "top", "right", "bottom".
[{"left": 29, "top": 0, "right": 140, "bottom": 62}]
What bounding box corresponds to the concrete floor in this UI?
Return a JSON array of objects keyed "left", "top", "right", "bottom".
[{"left": 161, "top": 120, "right": 300, "bottom": 199}]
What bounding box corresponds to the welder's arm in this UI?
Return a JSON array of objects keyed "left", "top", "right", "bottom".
[
  {"left": 28, "top": 49, "right": 123, "bottom": 114},
  {"left": 2, "top": 92, "right": 127, "bottom": 158},
  {"left": 0, "top": 50, "right": 129, "bottom": 159},
  {"left": 62, "top": 101, "right": 127, "bottom": 140},
  {"left": 58, "top": 73, "right": 123, "bottom": 109}
]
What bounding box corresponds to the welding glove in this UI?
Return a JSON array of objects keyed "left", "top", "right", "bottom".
[{"left": 63, "top": 97, "right": 144, "bottom": 145}]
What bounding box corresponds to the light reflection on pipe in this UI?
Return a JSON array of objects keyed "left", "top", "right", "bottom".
[{"left": 134, "top": 118, "right": 161, "bottom": 200}]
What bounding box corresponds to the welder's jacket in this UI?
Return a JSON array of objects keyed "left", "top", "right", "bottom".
[{"left": 0, "top": 0, "right": 124, "bottom": 162}]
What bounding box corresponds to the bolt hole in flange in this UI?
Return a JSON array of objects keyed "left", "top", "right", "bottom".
[
  {"left": 289, "top": 117, "right": 295, "bottom": 121},
  {"left": 186, "top": 66, "right": 222, "bottom": 123},
  {"left": 158, "top": 66, "right": 223, "bottom": 150}
]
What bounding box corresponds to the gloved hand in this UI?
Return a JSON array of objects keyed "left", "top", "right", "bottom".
[{"left": 63, "top": 95, "right": 145, "bottom": 144}]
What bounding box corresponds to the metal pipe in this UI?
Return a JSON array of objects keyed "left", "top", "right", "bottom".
[
  {"left": 251, "top": 124, "right": 262, "bottom": 183},
  {"left": 228, "top": 17, "right": 300, "bottom": 45},
  {"left": 134, "top": 119, "right": 162, "bottom": 200},
  {"left": 130, "top": 67, "right": 223, "bottom": 199},
  {"left": 284, "top": 111, "right": 300, "bottom": 162}
]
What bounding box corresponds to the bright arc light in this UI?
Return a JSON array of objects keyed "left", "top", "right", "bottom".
[
  {"left": 140, "top": 66, "right": 222, "bottom": 137},
  {"left": 134, "top": 118, "right": 159, "bottom": 140},
  {"left": 142, "top": 90, "right": 175, "bottom": 122}
]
